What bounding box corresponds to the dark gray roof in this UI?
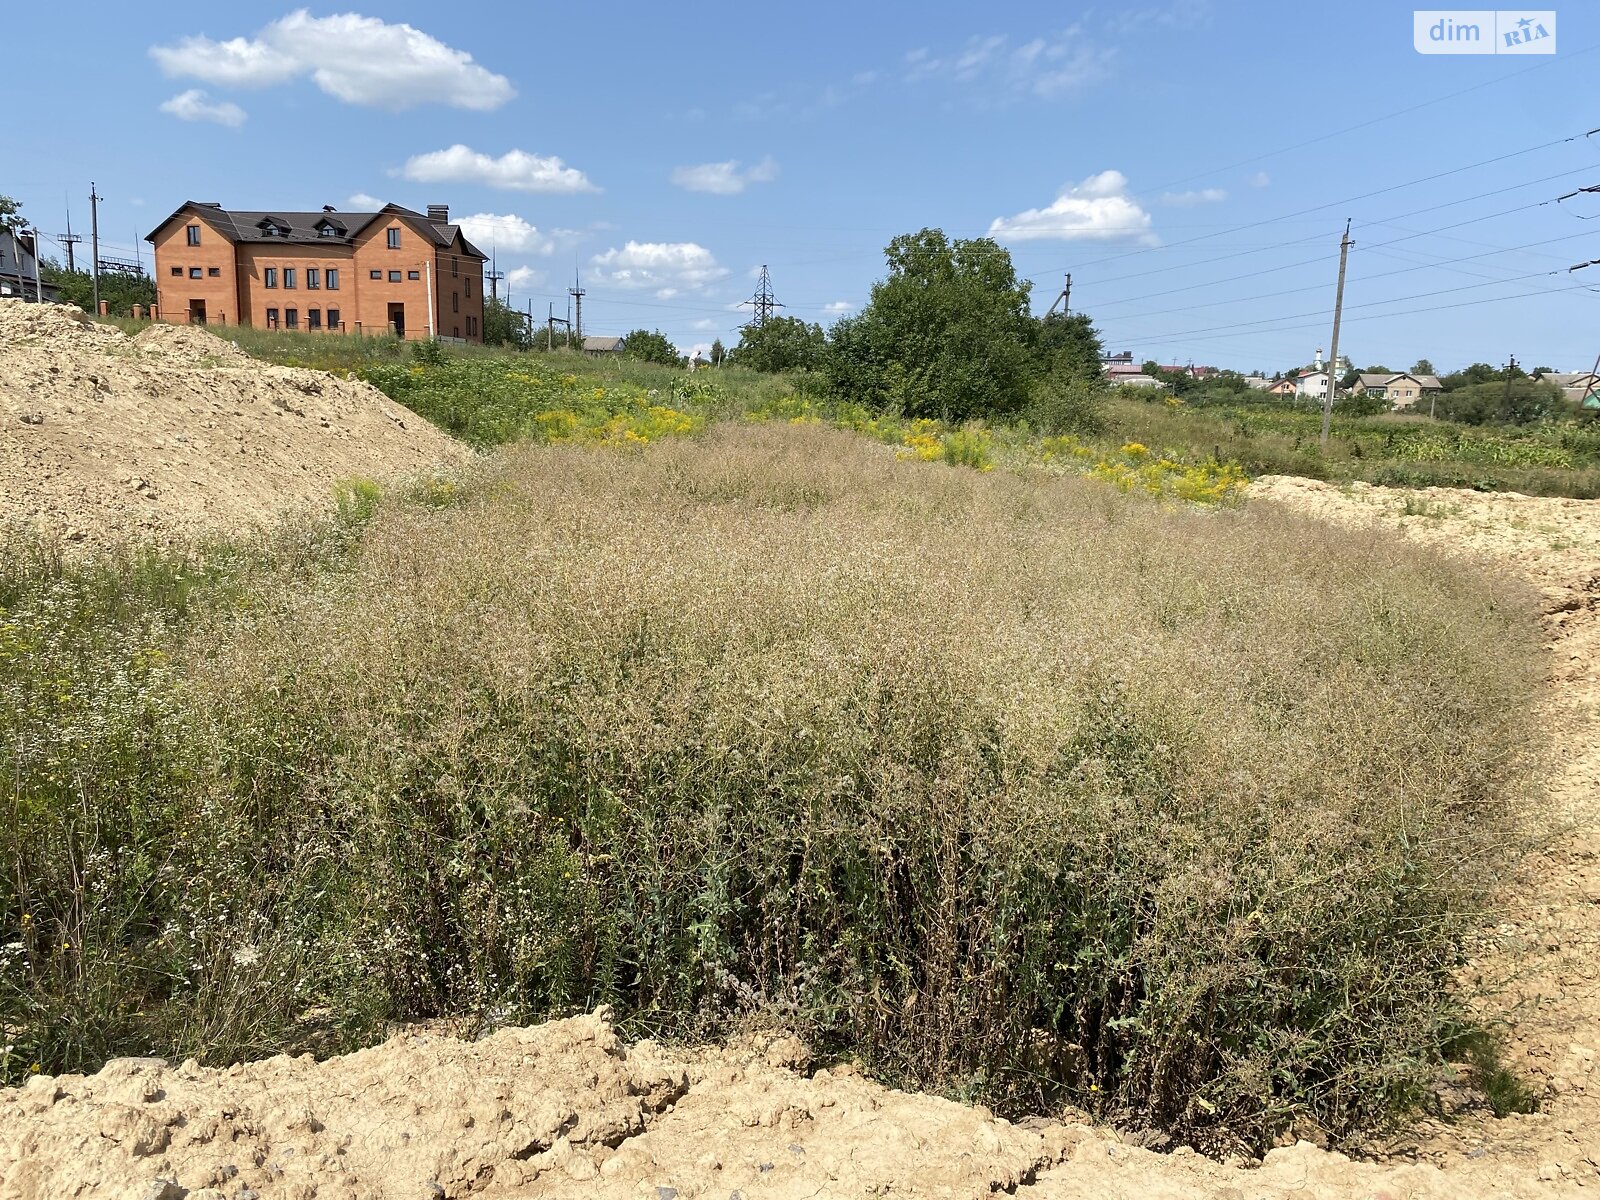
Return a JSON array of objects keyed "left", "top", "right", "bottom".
[{"left": 146, "top": 202, "right": 486, "bottom": 259}]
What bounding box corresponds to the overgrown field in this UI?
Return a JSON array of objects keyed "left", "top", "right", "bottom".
[{"left": 0, "top": 422, "right": 1545, "bottom": 1153}]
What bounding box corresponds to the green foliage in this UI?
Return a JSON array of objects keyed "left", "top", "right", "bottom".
[
  {"left": 1432, "top": 378, "right": 1566, "bottom": 426},
  {"left": 731, "top": 316, "right": 826, "bottom": 373},
  {"left": 1412, "top": 359, "right": 1435, "bottom": 376},
  {"left": 709, "top": 338, "right": 727, "bottom": 366},
  {"left": 825, "top": 228, "right": 1037, "bottom": 422},
  {"left": 621, "top": 328, "right": 681, "bottom": 366},
  {"left": 334, "top": 478, "right": 383, "bottom": 527},
  {"left": 1022, "top": 369, "right": 1110, "bottom": 436},
  {"left": 481, "top": 297, "right": 531, "bottom": 349},
  {"left": 0, "top": 195, "right": 23, "bottom": 235},
  {"left": 43, "top": 260, "right": 155, "bottom": 316},
  {"left": 1034, "top": 312, "right": 1103, "bottom": 383}
]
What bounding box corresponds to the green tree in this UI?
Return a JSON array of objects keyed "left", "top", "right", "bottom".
[
  {"left": 42, "top": 260, "right": 154, "bottom": 315},
  {"left": 1441, "top": 362, "right": 1502, "bottom": 390},
  {"left": 709, "top": 338, "right": 726, "bottom": 366},
  {"left": 1033, "top": 311, "right": 1103, "bottom": 383},
  {"left": 1432, "top": 378, "right": 1564, "bottom": 426},
  {"left": 1411, "top": 358, "right": 1435, "bottom": 376},
  {"left": 0, "top": 195, "right": 23, "bottom": 236},
  {"left": 826, "top": 229, "right": 1037, "bottom": 421},
  {"left": 482, "top": 297, "right": 530, "bottom": 349},
  {"left": 621, "top": 328, "right": 680, "bottom": 366},
  {"left": 732, "top": 315, "right": 826, "bottom": 373}
]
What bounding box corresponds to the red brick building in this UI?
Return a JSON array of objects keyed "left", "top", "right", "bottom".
[{"left": 145, "top": 201, "right": 487, "bottom": 342}]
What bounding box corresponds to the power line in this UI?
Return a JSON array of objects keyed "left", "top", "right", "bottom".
[{"left": 741, "top": 264, "right": 783, "bottom": 328}]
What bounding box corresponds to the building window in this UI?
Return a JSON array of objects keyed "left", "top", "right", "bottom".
[
  {"left": 452, "top": 292, "right": 459, "bottom": 313},
  {"left": 284, "top": 268, "right": 297, "bottom": 289},
  {"left": 319, "top": 225, "right": 336, "bottom": 238},
  {"left": 387, "top": 228, "right": 400, "bottom": 249},
  {"left": 285, "top": 308, "right": 298, "bottom": 330},
  {"left": 451, "top": 256, "right": 458, "bottom": 277},
  {"left": 208, "top": 267, "right": 221, "bottom": 277},
  {"left": 170, "top": 266, "right": 182, "bottom": 277},
  {"left": 465, "top": 277, "right": 472, "bottom": 297},
  {"left": 266, "top": 307, "right": 279, "bottom": 328},
  {"left": 186, "top": 225, "right": 201, "bottom": 246},
  {"left": 308, "top": 308, "right": 322, "bottom": 330},
  {"left": 454, "top": 326, "right": 460, "bottom": 338},
  {"left": 326, "top": 268, "right": 339, "bottom": 290},
  {"left": 370, "top": 269, "right": 382, "bottom": 280},
  {"left": 307, "top": 268, "right": 320, "bottom": 289},
  {"left": 388, "top": 270, "right": 402, "bottom": 283},
  {"left": 189, "top": 267, "right": 202, "bottom": 279},
  {"left": 327, "top": 307, "right": 340, "bottom": 330},
  {"left": 407, "top": 269, "right": 420, "bottom": 280},
  {"left": 264, "top": 267, "right": 278, "bottom": 288}
]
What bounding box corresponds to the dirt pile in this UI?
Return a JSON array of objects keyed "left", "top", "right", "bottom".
[{"left": 0, "top": 301, "right": 469, "bottom": 547}]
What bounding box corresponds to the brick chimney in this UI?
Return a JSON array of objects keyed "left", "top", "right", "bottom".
[{"left": 427, "top": 204, "right": 449, "bottom": 224}]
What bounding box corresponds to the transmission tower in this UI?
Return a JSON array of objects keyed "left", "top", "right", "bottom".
[
  {"left": 58, "top": 203, "right": 83, "bottom": 273},
  {"left": 568, "top": 270, "right": 586, "bottom": 342},
  {"left": 741, "top": 264, "right": 784, "bottom": 328}
]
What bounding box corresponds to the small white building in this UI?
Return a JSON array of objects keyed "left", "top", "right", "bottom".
[{"left": 0, "top": 229, "right": 59, "bottom": 302}]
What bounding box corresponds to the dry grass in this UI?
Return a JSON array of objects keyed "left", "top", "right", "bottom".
[{"left": 105, "top": 421, "right": 1535, "bottom": 1152}]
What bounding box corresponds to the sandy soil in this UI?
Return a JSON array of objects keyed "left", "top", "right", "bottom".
[
  {"left": 2, "top": 475, "right": 1597, "bottom": 1199},
  {"left": 0, "top": 302, "right": 469, "bottom": 549}
]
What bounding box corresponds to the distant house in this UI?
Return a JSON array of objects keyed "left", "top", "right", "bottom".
[
  {"left": 582, "top": 335, "right": 624, "bottom": 356},
  {"left": 1350, "top": 372, "right": 1443, "bottom": 409},
  {"left": 1263, "top": 378, "right": 1298, "bottom": 397},
  {"left": 1104, "top": 361, "right": 1148, "bottom": 383},
  {"left": 1537, "top": 370, "right": 1600, "bottom": 408},
  {"left": 1112, "top": 374, "right": 1167, "bottom": 390},
  {"left": 1294, "top": 369, "right": 1330, "bottom": 401},
  {"left": 1101, "top": 350, "right": 1136, "bottom": 368},
  {"left": 1242, "top": 375, "right": 1272, "bottom": 390},
  {"left": 1154, "top": 363, "right": 1219, "bottom": 380},
  {"left": 0, "top": 229, "right": 60, "bottom": 302}
]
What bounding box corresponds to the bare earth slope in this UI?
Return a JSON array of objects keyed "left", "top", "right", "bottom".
[
  {"left": 2, "top": 476, "right": 1597, "bottom": 1199},
  {"left": 0, "top": 302, "right": 469, "bottom": 547}
]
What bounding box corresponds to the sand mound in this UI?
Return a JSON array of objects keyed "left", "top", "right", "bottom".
[
  {"left": 6, "top": 1008, "right": 1592, "bottom": 1199},
  {"left": 0, "top": 301, "right": 470, "bottom": 548}
]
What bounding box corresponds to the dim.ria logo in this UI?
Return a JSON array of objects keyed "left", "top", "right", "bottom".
[{"left": 1413, "top": 10, "right": 1556, "bottom": 53}]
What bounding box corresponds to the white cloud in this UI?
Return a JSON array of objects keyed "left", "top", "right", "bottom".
[
  {"left": 1160, "top": 188, "right": 1226, "bottom": 206},
  {"left": 347, "top": 192, "right": 384, "bottom": 209},
  {"left": 150, "top": 10, "right": 514, "bottom": 111},
  {"left": 823, "top": 300, "right": 854, "bottom": 314},
  {"left": 1251, "top": 171, "right": 1271, "bottom": 188},
  {"left": 692, "top": 318, "right": 718, "bottom": 331},
  {"left": 669, "top": 157, "right": 779, "bottom": 195},
  {"left": 399, "top": 145, "right": 597, "bottom": 194},
  {"left": 506, "top": 266, "right": 544, "bottom": 291},
  {"left": 588, "top": 242, "right": 729, "bottom": 295},
  {"left": 159, "top": 89, "right": 247, "bottom": 127},
  {"left": 989, "top": 170, "right": 1156, "bottom": 244},
  {"left": 455, "top": 213, "right": 554, "bottom": 255},
  {"left": 903, "top": 29, "right": 1106, "bottom": 99}
]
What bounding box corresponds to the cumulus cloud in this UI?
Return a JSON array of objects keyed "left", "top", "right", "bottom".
[
  {"left": 159, "top": 89, "right": 247, "bottom": 127},
  {"left": 989, "top": 170, "right": 1156, "bottom": 244},
  {"left": 669, "top": 157, "right": 779, "bottom": 195},
  {"left": 1161, "top": 187, "right": 1226, "bottom": 206},
  {"left": 455, "top": 213, "right": 555, "bottom": 255},
  {"left": 1251, "top": 171, "right": 1271, "bottom": 188},
  {"left": 588, "top": 241, "right": 729, "bottom": 298},
  {"left": 150, "top": 9, "right": 514, "bottom": 111},
  {"left": 347, "top": 192, "right": 384, "bottom": 209},
  {"left": 822, "top": 300, "right": 854, "bottom": 314},
  {"left": 399, "top": 145, "right": 597, "bottom": 194},
  {"left": 506, "top": 266, "right": 544, "bottom": 291}
]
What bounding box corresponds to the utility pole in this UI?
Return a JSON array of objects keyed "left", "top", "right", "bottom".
[
  {"left": 89, "top": 182, "right": 102, "bottom": 314},
  {"left": 58, "top": 203, "right": 82, "bottom": 273},
  {"left": 1320, "top": 220, "right": 1353, "bottom": 451},
  {"left": 742, "top": 264, "right": 783, "bottom": 328},
  {"left": 568, "top": 271, "right": 585, "bottom": 344},
  {"left": 28, "top": 229, "right": 42, "bottom": 302},
  {"left": 1047, "top": 272, "right": 1072, "bottom": 316}
]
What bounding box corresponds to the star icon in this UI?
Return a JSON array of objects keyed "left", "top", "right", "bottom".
[{"left": 1517, "top": 16, "right": 1533, "bottom": 30}]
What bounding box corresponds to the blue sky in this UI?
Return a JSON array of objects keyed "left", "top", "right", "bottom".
[{"left": 5, "top": 1, "right": 1598, "bottom": 372}]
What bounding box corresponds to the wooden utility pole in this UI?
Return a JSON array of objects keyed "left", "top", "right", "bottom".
[
  {"left": 1320, "top": 220, "right": 1353, "bottom": 451},
  {"left": 1501, "top": 354, "right": 1519, "bottom": 420}
]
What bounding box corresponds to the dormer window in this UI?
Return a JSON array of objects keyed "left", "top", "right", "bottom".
[{"left": 319, "top": 225, "right": 336, "bottom": 238}]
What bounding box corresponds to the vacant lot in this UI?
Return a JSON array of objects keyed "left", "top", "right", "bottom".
[{"left": 1, "top": 419, "right": 1545, "bottom": 1156}]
